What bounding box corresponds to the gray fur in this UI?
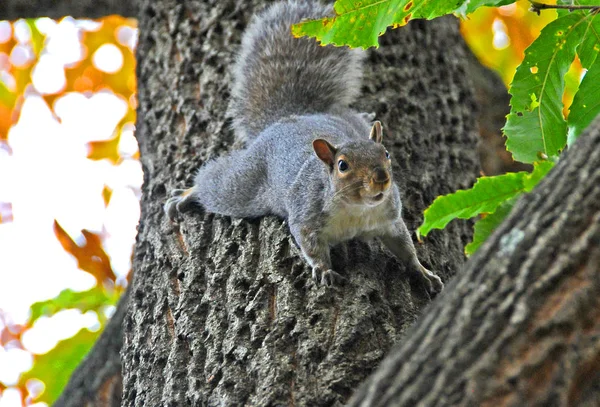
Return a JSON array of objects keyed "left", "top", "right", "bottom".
[
  {"left": 227, "top": 0, "right": 364, "bottom": 143},
  {"left": 165, "top": 1, "right": 443, "bottom": 293}
]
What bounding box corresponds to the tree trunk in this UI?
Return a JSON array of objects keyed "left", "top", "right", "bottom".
[
  {"left": 119, "top": 0, "right": 479, "bottom": 406},
  {"left": 0, "top": 0, "right": 135, "bottom": 20},
  {"left": 348, "top": 115, "right": 600, "bottom": 406}
]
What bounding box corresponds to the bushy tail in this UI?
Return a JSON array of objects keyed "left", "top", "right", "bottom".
[{"left": 228, "top": 0, "right": 365, "bottom": 143}]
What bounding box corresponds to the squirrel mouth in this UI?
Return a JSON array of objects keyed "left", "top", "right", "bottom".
[{"left": 372, "top": 193, "right": 384, "bottom": 201}]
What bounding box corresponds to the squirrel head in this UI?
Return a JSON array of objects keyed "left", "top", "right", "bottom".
[{"left": 313, "top": 121, "right": 392, "bottom": 207}]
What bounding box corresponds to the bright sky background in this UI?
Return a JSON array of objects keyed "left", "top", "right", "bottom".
[{"left": 0, "top": 17, "right": 140, "bottom": 406}]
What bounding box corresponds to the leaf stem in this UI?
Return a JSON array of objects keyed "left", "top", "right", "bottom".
[{"left": 528, "top": 1, "right": 600, "bottom": 16}]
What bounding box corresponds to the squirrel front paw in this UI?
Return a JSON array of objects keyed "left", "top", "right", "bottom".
[
  {"left": 312, "top": 266, "right": 346, "bottom": 287},
  {"left": 164, "top": 188, "right": 197, "bottom": 221},
  {"left": 420, "top": 266, "right": 444, "bottom": 294}
]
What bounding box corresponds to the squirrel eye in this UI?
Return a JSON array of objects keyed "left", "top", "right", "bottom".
[
  {"left": 338, "top": 160, "right": 349, "bottom": 172},
  {"left": 385, "top": 150, "right": 390, "bottom": 159}
]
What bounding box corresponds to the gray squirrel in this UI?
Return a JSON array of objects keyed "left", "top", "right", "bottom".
[{"left": 164, "top": 0, "right": 443, "bottom": 293}]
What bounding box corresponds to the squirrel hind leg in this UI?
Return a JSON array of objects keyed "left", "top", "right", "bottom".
[{"left": 164, "top": 187, "right": 200, "bottom": 222}]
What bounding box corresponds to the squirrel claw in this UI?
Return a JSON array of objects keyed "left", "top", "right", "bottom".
[
  {"left": 421, "top": 266, "right": 444, "bottom": 294},
  {"left": 312, "top": 267, "right": 345, "bottom": 287},
  {"left": 164, "top": 197, "right": 180, "bottom": 221},
  {"left": 164, "top": 188, "right": 197, "bottom": 221}
]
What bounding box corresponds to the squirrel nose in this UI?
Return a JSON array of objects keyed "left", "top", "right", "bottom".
[{"left": 373, "top": 167, "right": 390, "bottom": 184}]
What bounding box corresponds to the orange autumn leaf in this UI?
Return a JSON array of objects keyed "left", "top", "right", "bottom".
[{"left": 53, "top": 220, "right": 116, "bottom": 284}]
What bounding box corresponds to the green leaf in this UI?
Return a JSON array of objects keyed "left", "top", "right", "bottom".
[
  {"left": 291, "top": 0, "right": 465, "bottom": 49},
  {"left": 567, "top": 9, "right": 600, "bottom": 145},
  {"left": 419, "top": 161, "right": 554, "bottom": 237},
  {"left": 463, "top": 0, "right": 516, "bottom": 15},
  {"left": 0, "top": 81, "right": 16, "bottom": 107},
  {"left": 504, "top": 12, "right": 591, "bottom": 163},
  {"left": 465, "top": 199, "right": 515, "bottom": 256},
  {"left": 574, "top": 9, "right": 600, "bottom": 69},
  {"left": 418, "top": 172, "right": 527, "bottom": 237},
  {"left": 523, "top": 160, "right": 555, "bottom": 190},
  {"left": 20, "top": 328, "right": 101, "bottom": 405},
  {"left": 29, "top": 286, "right": 120, "bottom": 324},
  {"left": 568, "top": 57, "right": 600, "bottom": 145}
]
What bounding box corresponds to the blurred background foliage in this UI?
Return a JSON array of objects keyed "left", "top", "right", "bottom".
[
  {"left": 0, "top": 0, "right": 586, "bottom": 405},
  {"left": 0, "top": 15, "right": 136, "bottom": 406}
]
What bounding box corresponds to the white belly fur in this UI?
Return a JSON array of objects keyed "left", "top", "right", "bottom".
[{"left": 322, "top": 203, "right": 393, "bottom": 244}]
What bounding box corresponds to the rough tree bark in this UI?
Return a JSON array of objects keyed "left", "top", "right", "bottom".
[
  {"left": 349, "top": 115, "right": 600, "bottom": 406},
  {"left": 120, "top": 0, "right": 479, "bottom": 405},
  {"left": 0, "top": 0, "right": 135, "bottom": 20}
]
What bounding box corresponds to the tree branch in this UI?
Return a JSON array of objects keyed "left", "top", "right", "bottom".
[
  {"left": 529, "top": 1, "right": 600, "bottom": 15},
  {"left": 0, "top": 0, "right": 136, "bottom": 20}
]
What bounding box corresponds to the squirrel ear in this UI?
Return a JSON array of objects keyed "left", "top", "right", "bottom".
[
  {"left": 313, "top": 139, "right": 337, "bottom": 168},
  {"left": 369, "top": 121, "right": 383, "bottom": 144}
]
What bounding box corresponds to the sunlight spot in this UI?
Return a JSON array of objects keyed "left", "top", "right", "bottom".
[
  {"left": 93, "top": 44, "right": 123, "bottom": 74},
  {"left": 118, "top": 124, "right": 139, "bottom": 157},
  {"left": 45, "top": 18, "right": 85, "bottom": 66},
  {"left": 116, "top": 26, "right": 137, "bottom": 51},
  {"left": 0, "top": 21, "right": 11, "bottom": 44},
  {"left": 25, "top": 379, "right": 45, "bottom": 404},
  {"left": 31, "top": 54, "right": 66, "bottom": 94},
  {"left": 35, "top": 18, "right": 57, "bottom": 35},
  {"left": 76, "top": 19, "right": 102, "bottom": 31},
  {"left": 103, "top": 305, "right": 116, "bottom": 319},
  {"left": 13, "top": 20, "right": 31, "bottom": 43},
  {"left": 1, "top": 71, "right": 16, "bottom": 92},
  {"left": 9, "top": 45, "right": 34, "bottom": 68},
  {"left": 0, "top": 388, "right": 24, "bottom": 407},
  {"left": 21, "top": 310, "right": 99, "bottom": 354},
  {"left": 0, "top": 348, "right": 33, "bottom": 385},
  {"left": 492, "top": 18, "right": 510, "bottom": 50}
]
